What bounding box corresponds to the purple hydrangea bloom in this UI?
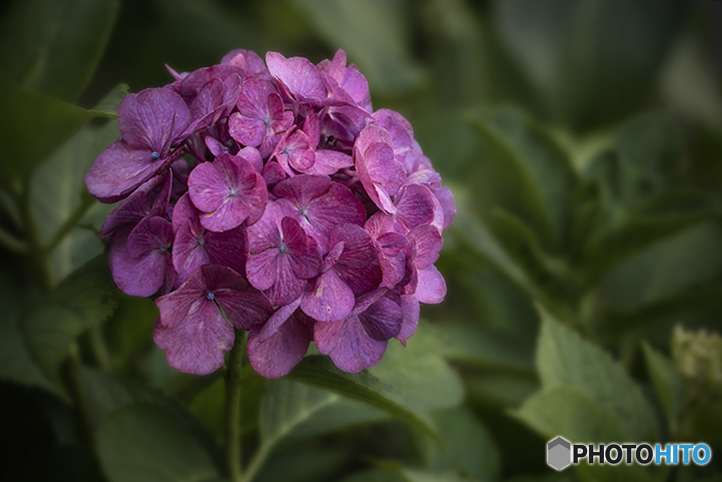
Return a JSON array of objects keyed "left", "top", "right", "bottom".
[{"left": 86, "top": 48, "right": 454, "bottom": 378}]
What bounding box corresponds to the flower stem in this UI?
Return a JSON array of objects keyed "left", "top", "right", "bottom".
[{"left": 225, "top": 329, "right": 247, "bottom": 482}]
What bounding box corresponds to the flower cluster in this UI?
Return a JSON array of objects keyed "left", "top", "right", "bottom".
[{"left": 86, "top": 49, "right": 454, "bottom": 378}]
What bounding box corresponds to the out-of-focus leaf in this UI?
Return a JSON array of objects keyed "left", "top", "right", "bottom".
[
  {"left": 287, "top": 355, "right": 437, "bottom": 439},
  {"left": 0, "top": 79, "right": 116, "bottom": 185},
  {"left": 470, "top": 108, "right": 577, "bottom": 249},
  {"left": 342, "top": 468, "right": 405, "bottom": 482},
  {"left": 536, "top": 314, "right": 659, "bottom": 441},
  {"left": 421, "top": 0, "right": 489, "bottom": 106},
  {"left": 601, "top": 222, "right": 722, "bottom": 312},
  {"left": 495, "top": 0, "right": 686, "bottom": 130},
  {"left": 21, "top": 255, "right": 117, "bottom": 381},
  {"left": 466, "top": 374, "right": 539, "bottom": 409},
  {"left": 516, "top": 386, "right": 625, "bottom": 441},
  {"left": 255, "top": 445, "right": 348, "bottom": 482},
  {"left": 292, "top": 0, "right": 423, "bottom": 95},
  {"left": 96, "top": 403, "right": 221, "bottom": 482},
  {"left": 0, "top": 0, "right": 119, "bottom": 102},
  {"left": 30, "top": 84, "right": 126, "bottom": 280},
  {"left": 367, "top": 322, "right": 463, "bottom": 412},
  {"left": 413, "top": 406, "right": 500, "bottom": 481},
  {"left": 0, "top": 302, "right": 59, "bottom": 396},
  {"left": 260, "top": 380, "right": 385, "bottom": 453},
  {"left": 581, "top": 190, "right": 719, "bottom": 284},
  {"left": 642, "top": 343, "right": 684, "bottom": 429},
  {"left": 374, "top": 461, "right": 470, "bottom": 482},
  {"left": 441, "top": 322, "right": 534, "bottom": 375}
]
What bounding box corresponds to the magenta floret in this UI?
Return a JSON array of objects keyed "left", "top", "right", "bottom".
[{"left": 85, "top": 49, "right": 455, "bottom": 377}]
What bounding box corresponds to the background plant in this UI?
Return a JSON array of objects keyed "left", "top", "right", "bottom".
[{"left": 1, "top": 1, "right": 721, "bottom": 481}]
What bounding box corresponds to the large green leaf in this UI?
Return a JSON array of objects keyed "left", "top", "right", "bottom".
[
  {"left": 287, "top": 355, "right": 437, "bottom": 439},
  {"left": 0, "top": 79, "right": 116, "bottom": 184},
  {"left": 21, "top": 255, "right": 117, "bottom": 381},
  {"left": 366, "top": 323, "right": 463, "bottom": 412},
  {"left": 292, "top": 0, "right": 423, "bottom": 95},
  {"left": 470, "top": 108, "right": 577, "bottom": 249},
  {"left": 96, "top": 403, "right": 222, "bottom": 482},
  {"left": 413, "top": 406, "right": 500, "bottom": 482},
  {"left": 0, "top": 0, "right": 119, "bottom": 102},
  {"left": 536, "top": 314, "right": 659, "bottom": 441},
  {"left": 494, "top": 0, "right": 686, "bottom": 130},
  {"left": 516, "top": 386, "right": 625, "bottom": 442},
  {"left": 260, "top": 379, "right": 385, "bottom": 451}
]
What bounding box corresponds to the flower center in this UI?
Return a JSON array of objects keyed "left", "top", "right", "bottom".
[
  {"left": 229, "top": 188, "right": 238, "bottom": 197},
  {"left": 264, "top": 117, "right": 271, "bottom": 126},
  {"left": 300, "top": 207, "right": 309, "bottom": 217},
  {"left": 206, "top": 291, "right": 215, "bottom": 300},
  {"left": 279, "top": 244, "right": 287, "bottom": 253},
  {"left": 151, "top": 151, "right": 160, "bottom": 160},
  {"left": 158, "top": 246, "right": 167, "bottom": 254},
  {"left": 197, "top": 237, "right": 206, "bottom": 247}
]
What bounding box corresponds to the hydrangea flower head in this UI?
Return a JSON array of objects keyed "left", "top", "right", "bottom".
[{"left": 86, "top": 48, "right": 455, "bottom": 377}]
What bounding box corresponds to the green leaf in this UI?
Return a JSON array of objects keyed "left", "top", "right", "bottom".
[
  {"left": 287, "top": 355, "right": 438, "bottom": 439},
  {"left": 413, "top": 406, "right": 500, "bottom": 482},
  {"left": 260, "top": 379, "right": 385, "bottom": 450},
  {"left": 466, "top": 374, "right": 539, "bottom": 409},
  {"left": 0, "top": 301, "right": 59, "bottom": 396},
  {"left": 21, "top": 255, "right": 117, "bottom": 380},
  {"left": 642, "top": 343, "right": 684, "bottom": 430},
  {"left": 601, "top": 222, "right": 722, "bottom": 312},
  {"left": 536, "top": 314, "right": 659, "bottom": 441},
  {"left": 255, "top": 445, "right": 348, "bottom": 482},
  {"left": 30, "top": 84, "right": 127, "bottom": 280},
  {"left": 96, "top": 403, "right": 221, "bottom": 482},
  {"left": 292, "top": 0, "right": 423, "bottom": 95},
  {"left": 0, "top": 79, "right": 115, "bottom": 184},
  {"left": 0, "top": 0, "right": 120, "bottom": 102},
  {"left": 441, "top": 322, "right": 535, "bottom": 375},
  {"left": 469, "top": 108, "right": 577, "bottom": 249},
  {"left": 494, "top": 0, "right": 686, "bottom": 130},
  {"left": 516, "top": 386, "right": 625, "bottom": 441},
  {"left": 366, "top": 322, "right": 463, "bottom": 412}
]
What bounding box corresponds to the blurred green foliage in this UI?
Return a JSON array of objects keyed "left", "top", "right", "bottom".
[{"left": 1, "top": 0, "right": 722, "bottom": 481}]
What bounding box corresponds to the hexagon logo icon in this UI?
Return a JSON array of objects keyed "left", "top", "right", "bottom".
[{"left": 547, "top": 437, "right": 572, "bottom": 471}]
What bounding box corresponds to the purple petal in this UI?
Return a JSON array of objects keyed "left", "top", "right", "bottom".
[
  {"left": 357, "top": 297, "right": 402, "bottom": 341},
  {"left": 99, "top": 174, "right": 165, "bottom": 237},
  {"left": 109, "top": 227, "right": 167, "bottom": 297},
  {"left": 434, "top": 186, "right": 456, "bottom": 229},
  {"left": 258, "top": 298, "right": 302, "bottom": 342},
  {"left": 246, "top": 248, "right": 280, "bottom": 291},
  {"left": 329, "top": 224, "right": 382, "bottom": 295},
  {"left": 153, "top": 300, "right": 234, "bottom": 375},
  {"left": 394, "top": 184, "right": 436, "bottom": 229},
  {"left": 199, "top": 265, "right": 273, "bottom": 329},
  {"left": 85, "top": 140, "right": 170, "bottom": 203},
  {"left": 408, "top": 224, "right": 442, "bottom": 270},
  {"left": 126, "top": 216, "right": 173, "bottom": 259},
  {"left": 247, "top": 309, "right": 313, "bottom": 378},
  {"left": 413, "top": 265, "right": 446, "bottom": 304},
  {"left": 281, "top": 217, "right": 321, "bottom": 279},
  {"left": 397, "top": 294, "right": 420, "bottom": 342},
  {"left": 301, "top": 270, "right": 355, "bottom": 322},
  {"left": 155, "top": 267, "right": 207, "bottom": 328},
  {"left": 266, "top": 51, "right": 327, "bottom": 101},
  {"left": 263, "top": 255, "right": 309, "bottom": 306},
  {"left": 188, "top": 161, "right": 229, "bottom": 213},
  {"left": 311, "top": 150, "right": 354, "bottom": 175},
  {"left": 314, "top": 315, "right": 387, "bottom": 373},
  {"left": 118, "top": 87, "right": 190, "bottom": 152}
]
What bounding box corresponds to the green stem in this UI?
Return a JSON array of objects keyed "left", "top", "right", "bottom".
[{"left": 225, "top": 329, "right": 247, "bottom": 482}]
